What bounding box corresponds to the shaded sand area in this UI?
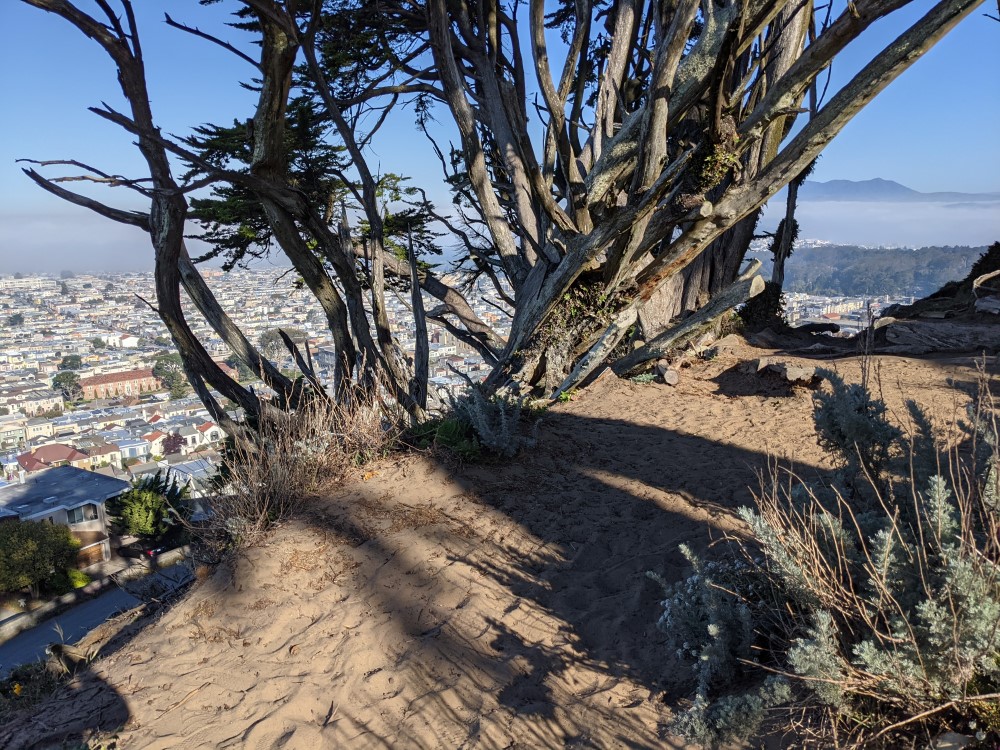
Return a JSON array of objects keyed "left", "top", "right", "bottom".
[{"left": 2, "top": 341, "right": 993, "bottom": 749}]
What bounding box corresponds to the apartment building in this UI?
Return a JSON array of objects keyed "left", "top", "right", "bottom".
[{"left": 79, "top": 369, "right": 161, "bottom": 400}]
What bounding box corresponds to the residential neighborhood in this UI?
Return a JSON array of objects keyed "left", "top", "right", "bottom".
[
  {"left": 0, "top": 263, "right": 913, "bottom": 618},
  {"left": 0, "top": 267, "right": 512, "bottom": 408},
  {"left": 0, "top": 266, "right": 516, "bottom": 605}
]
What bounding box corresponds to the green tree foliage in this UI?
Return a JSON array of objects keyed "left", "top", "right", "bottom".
[
  {"left": 106, "top": 473, "right": 189, "bottom": 539},
  {"left": 183, "top": 99, "right": 440, "bottom": 274},
  {"left": 110, "top": 490, "right": 169, "bottom": 538},
  {"left": 58, "top": 354, "right": 83, "bottom": 371},
  {"left": 59, "top": 281, "right": 71, "bottom": 296},
  {"left": 0, "top": 522, "right": 80, "bottom": 598},
  {"left": 52, "top": 371, "right": 82, "bottom": 401},
  {"left": 152, "top": 353, "right": 191, "bottom": 400},
  {"left": 6, "top": 313, "right": 24, "bottom": 327},
  {"left": 358, "top": 187, "right": 443, "bottom": 268},
  {"left": 90, "top": 337, "right": 106, "bottom": 349},
  {"left": 765, "top": 245, "right": 987, "bottom": 297},
  {"left": 184, "top": 97, "right": 348, "bottom": 271}
]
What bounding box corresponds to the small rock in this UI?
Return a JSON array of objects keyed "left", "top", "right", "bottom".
[
  {"left": 933, "top": 731, "right": 973, "bottom": 750},
  {"left": 775, "top": 363, "right": 817, "bottom": 385},
  {"left": 748, "top": 327, "right": 783, "bottom": 347},
  {"left": 706, "top": 333, "right": 745, "bottom": 358},
  {"left": 749, "top": 358, "right": 821, "bottom": 387}
]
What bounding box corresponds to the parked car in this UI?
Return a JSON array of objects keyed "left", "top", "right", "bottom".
[{"left": 117, "top": 528, "right": 187, "bottom": 559}]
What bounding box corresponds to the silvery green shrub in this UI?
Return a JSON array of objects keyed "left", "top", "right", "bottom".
[
  {"left": 812, "top": 368, "right": 902, "bottom": 482},
  {"left": 450, "top": 387, "right": 539, "bottom": 457},
  {"left": 653, "top": 374, "right": 1000, "bottom": 745}
]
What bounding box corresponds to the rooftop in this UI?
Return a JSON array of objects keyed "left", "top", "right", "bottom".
[
  {"left": 0, "top": 465, "right": 131, "bottom": 520},
  {"left": 79, "top": 369, "right": 156, "bottom": 388},
  {"left": 17, "top": 443, "right": 89, "bottom": 472}
]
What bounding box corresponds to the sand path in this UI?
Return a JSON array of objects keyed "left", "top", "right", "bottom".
[{"left": 1, "top": 344, "right": 988, "bottom": 749}]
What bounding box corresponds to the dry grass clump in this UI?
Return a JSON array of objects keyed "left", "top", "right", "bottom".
[
  {"left": 0, "top": 662, "right": 63, "bottom": 721},
  {"left": 206, "top": 385, "right": 403, "bottom": 549}
]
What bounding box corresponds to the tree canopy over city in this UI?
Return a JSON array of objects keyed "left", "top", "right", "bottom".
[
  {"left": 52, "top": 370, "right": 82, "bottom": 401},
  {"left": 152, "top": 353, "right": 193, "bottom": 400},
  {"left": 58, "top": 354, "right": 83, "bottom": 371},
  {"left": 19, "top": 0, "right": 981, "bottom": 427},
  {"left": 0, "top": 521, "right": 79, "bottom": 599}
]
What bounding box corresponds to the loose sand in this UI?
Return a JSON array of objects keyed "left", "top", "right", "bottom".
[{"left": 2, "top": 342, "right": 992, "bottom": 749}]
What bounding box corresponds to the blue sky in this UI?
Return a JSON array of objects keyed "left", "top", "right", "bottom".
[{"left": 0, "top": 0, "right": 997, "bottom": 272}]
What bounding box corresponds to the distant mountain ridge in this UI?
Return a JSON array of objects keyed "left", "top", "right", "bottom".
[{"left": 799, "top": 178, "right": 1000, "bottom": 203}]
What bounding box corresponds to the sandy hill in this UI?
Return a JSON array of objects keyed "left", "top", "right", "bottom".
[{"left": 2, "top": 340, "right": 993, "bottom": 749}]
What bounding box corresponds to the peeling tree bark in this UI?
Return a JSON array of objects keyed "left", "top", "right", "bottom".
[{"left": 613, "top": 272, "right": 766, "bottom": 376}]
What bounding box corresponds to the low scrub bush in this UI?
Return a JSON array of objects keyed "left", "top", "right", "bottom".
[
  {"left": 448, "top": 386, "right": 540, "bottom": 458},
  {"left": 207, "top": 385, "right": 402, "bottom": 548},
  {"left": 42, "top": 568, "right": 92, "bottom": 596},
  {"left": 654, "top": 365, "right": 1000, "bottom": 747},
  {"left": 407, "top": 417, "right": 482, "bottom": 460},
  {"left": 812, "top": 366, "right": 902, "bottom": 483},
  {"left": 0, "top": 662, "right": 63, "bottom": 721},
  {"left": 107, "top": 472, "right": 190, "bottom": 539},
  {"left": 409, "top": 385, "right": 542, "bottom": 460}
]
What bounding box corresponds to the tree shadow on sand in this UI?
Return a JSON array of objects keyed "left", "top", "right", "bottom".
[
  {"left": 0, "top": 408, "right": 830, "bottom": 749},
  {"left": 0, "top": 583, "right": 194, "bottom": 750}
]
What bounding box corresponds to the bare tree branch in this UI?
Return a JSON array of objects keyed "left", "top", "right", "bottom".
[
  {"left": 20, "top": 168, "right": 151, "bottom": 228},
  {"left": 164, "top": 12, "right": 262, "bottom": 71}
]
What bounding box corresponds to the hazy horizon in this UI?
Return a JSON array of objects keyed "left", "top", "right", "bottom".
[
  {"left": 1, "top": 188, "right": 996, "bottom": 275},
  {"left": 1, "top": 1, "right": 997, "bottom": 274}
]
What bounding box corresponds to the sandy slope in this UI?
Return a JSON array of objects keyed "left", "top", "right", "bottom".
[{"left": 2, "top": 341, "right": 991, "bottom": 749}]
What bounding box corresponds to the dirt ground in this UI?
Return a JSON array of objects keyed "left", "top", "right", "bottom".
[{"left": 2, "top": 340, "right": 994, "bottom": 749}]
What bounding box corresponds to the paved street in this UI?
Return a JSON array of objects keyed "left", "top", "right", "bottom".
[{"left": 0, "top": 564, "right": 192, "bottom": 678}]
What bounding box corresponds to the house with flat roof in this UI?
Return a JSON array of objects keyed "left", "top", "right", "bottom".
[
  {"left": 116, "top": 437, "right": 151, "bottom": 463},
  {"left": 25, "top": 417, "right": 55, "bottom": 442},
  {"left": 0, "top": 466, "right": 131, "bottom": 566}
]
